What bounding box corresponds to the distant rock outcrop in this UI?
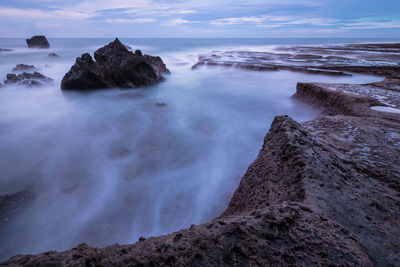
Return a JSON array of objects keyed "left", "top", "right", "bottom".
[
  {"left": 0, "top": 48, "right": 13, "bottom": 52},
  {"left": 26, "top": 36, "right": 50, "bottom": 48},
  {"left": 5, "top": 72, "right": 53, "bottom": 87},
  {"left": 12, "top": 64, "right": 37, "bottom": 72},
  {"left": 61, "top": 38, "right": 170, "bottom": 90},
  {"left": 48, "top": 53, "right": 59, "bottom": 58}
]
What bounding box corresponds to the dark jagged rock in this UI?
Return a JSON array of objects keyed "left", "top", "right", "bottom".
[
  {"left": 60, "top": 53, "right": 107, "bottom": 89},
  {"left": 48, "top": 53, "right": 59, "bottom": 58},
  {"left": 61, "top": 38, "right": 170, "bottom": 90},
  {"left": 12, "top": 64, "right": 36, "bottom": 72},
  {"left": 4, "top": 72, "right": 53, "bottom": 87},
  {"left": 26, "top": 36, "right": 50, "bottom": 48},
  {"left": 0, "top": 48, "right": 12, "bottom": 52}
]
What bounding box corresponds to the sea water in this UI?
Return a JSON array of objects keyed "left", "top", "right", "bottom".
[{"left": 0, "top": 38, "right": 390, "bottom": 260}]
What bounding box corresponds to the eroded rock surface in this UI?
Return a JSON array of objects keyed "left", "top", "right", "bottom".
[
  {"left": 61, "top": 38, "right": 169, "bottom": 90},
  {"left": 26, "top": 36, "right": 50, "bottom": 48},
  {"left": 192, "top": 43, "right": 400, "bottom": 77}
]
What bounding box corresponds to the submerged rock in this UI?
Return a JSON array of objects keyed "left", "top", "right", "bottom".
[
  {"left": 0, "top": 48, "right": 12, "bottom": 52},
  {"left": 0, "top": 191, "right": 35, "bottom": 232},
  {"left": 12, "top": 64, "right": 36, "bottom": 72},
  {"left": 5, "top": 72, "right": 53, "bottom": 87},
  {"left": 26, "top": 36, "right": 50, "bottom": 48},
  {"left": 48, "top": 53, "right": 59, "bottom": 58},
  {"left": 61, "top": 38, "right": 170, "bottom": 90}
]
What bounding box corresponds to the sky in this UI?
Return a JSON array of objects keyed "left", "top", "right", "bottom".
[{"left": 1, "top": 0, "right": 400, "bottom": 38}]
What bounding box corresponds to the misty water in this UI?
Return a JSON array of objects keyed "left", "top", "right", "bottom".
[{"left": 0, "top": 38, "right": 384, "bottom": 259}]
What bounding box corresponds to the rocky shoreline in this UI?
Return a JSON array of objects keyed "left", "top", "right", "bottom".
[{"left": 1, "top": 43, "right": 400, "bottom": 266}]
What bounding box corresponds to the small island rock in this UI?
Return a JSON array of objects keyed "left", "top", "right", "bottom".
[
  {"left": 26, "top": 36, "right": 50, "bottom": 48},
  {"left": 12, "top": 64, "right": 37, "bottom": 72},
  {"left": 61, "top": 38, "right": 169, "bottom": 90}
]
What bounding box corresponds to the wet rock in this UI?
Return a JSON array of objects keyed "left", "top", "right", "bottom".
[
  {"left": 61, "top": 38, "right": 169, "bottom": 90},
  {"left": 4, "top": 72, "right": 53, "bottom": 87},
  {"left": 48, "top": 53, "right": 59, "bottom": 58},
  {"left": 0, "top": 48, "right": 12, "bottom": 52},
  {"left": 26, "top": 35, "right": 50, "bottom": 48},
  {"left": 155, "top": 102, "right": 167, "bottom": 107},
  {"left": 12, "top": 64, "right": 36, "bottom": 72},
  {"left": 192, "top": 43, "right": 400, "bottom": 76}
]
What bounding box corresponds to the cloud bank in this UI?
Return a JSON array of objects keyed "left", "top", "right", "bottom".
[{"left": 0, "top": 0, "right": 399, "bottom": 37}]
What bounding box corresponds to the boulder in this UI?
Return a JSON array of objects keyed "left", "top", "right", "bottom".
[
  {"left": 61, "top": 38, "right": 169, "bottom": 90},
  {"left": 26, "top": 36, "right": 50, "bottom": 48},
  {"left": 12, "top": 64, "right": 37, "bottom": 72},
  {"left": 5, "top": 72, "right": 53, "bottom": 87}
]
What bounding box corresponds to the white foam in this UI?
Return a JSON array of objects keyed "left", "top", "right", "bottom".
[{"left": 371, "top": 106, "right": 400, "bottom": 114}]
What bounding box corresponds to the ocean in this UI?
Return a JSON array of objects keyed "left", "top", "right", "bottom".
[{"left": 0, "top": 38, "right": 394, "bottom": 260}]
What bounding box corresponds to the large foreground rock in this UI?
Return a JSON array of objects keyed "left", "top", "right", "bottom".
[
  {"left": 26, "top": 36, "right": 50, "bottom": 48},
  {"left": 61, "top": 38, "right": 169, "bottom": 90}
]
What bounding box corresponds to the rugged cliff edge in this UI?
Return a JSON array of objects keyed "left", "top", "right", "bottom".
[{"left": 2, "top": 45, "right": 400, "bottom": 266}]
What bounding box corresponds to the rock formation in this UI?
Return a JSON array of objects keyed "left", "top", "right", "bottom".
[
  {"left": 4, "top": 72, "right": 53, "bottom": 87},
  {"left": 26, "top": 36, "right": 50, "bottom": 48},
  {"left": 61, "top": 38, "right": 169, "bottom": 90},
  {"left": 192, "top": 43, "right": 400, "bottom": 77},
  {"left": 12, "top": 64, "right": 36, "bottom": 72}
]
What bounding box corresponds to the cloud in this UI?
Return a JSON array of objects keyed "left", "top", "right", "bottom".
[
  {"left": 162, "top": 18, "right": 199, "bottom": 26},
  {"left": 105, "top": 18, "right": 155, "bottom": 23},
  {"left": 340, "top": 17, "right": 400, "bottom": 30},
  {"left": 1, "top": 0, "right": 400, "bottom": 37},
  {"left": 0, "top": 7, "right": 93, "bottom": 20},
  {"left": 211, "top": 16, "right": 267, "bottom": 25}
]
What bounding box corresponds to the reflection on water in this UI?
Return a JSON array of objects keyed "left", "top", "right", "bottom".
[{"left": 0, "top": 38, "right": 383, "bottom": 260}]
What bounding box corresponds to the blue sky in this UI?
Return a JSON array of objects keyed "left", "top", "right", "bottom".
[{"left": 1, "top": 0, "right": 399, "bottom": 37}]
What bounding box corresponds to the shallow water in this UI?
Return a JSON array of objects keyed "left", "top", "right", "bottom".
[{"left": 0, "top": 38, "right": 385, "bottom": 259}]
